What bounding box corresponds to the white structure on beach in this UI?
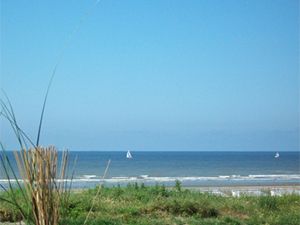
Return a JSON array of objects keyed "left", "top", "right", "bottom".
[{"left": 232, "top": 191, "right": 240, "bottom": 197}]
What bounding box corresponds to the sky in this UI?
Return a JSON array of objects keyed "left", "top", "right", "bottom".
[{"left": 0, "top": 0, "right": 299, "bottom": 151}]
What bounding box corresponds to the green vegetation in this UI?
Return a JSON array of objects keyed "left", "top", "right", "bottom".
[
  {"left": 1, "top": 184, "right": 299, "bottom": 225},
  {"left": 0, "top": 147, "right": 72, "bottom": 225}
]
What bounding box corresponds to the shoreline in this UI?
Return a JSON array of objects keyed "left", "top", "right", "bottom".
[
  {"left": 183, "top": 183, "right": 300, "bottom": 189},
  {"left": 181, "top": 184, "right": 300, "bottom": 196},
  {"left": 68, "top": 184, "right": 300, "bottom": 195},
  {"left": 182, "top": 184, "right": 300, "bottom": 190}
]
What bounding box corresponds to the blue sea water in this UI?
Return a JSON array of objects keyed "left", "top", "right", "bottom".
[{"left": 1, "top": 151, "right": 300, "bottom": 188}]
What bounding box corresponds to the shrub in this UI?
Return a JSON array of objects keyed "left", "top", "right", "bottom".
[
  {"left": 200, "top": 207, "right": 219, "bottom": 218},
  {"left": 175, "top": 180, "right": 182, "bottom": 192},
  {"left": 276, "top": 212, "right": 300, "bottom": 225},
  {"left": 223, "top": 216, "right": 242, "bottom": 225},
  {"left": 259, "top": 196, "right": 278, "bottom": 211},
  {"left": 134, "top": 182, "right": 139, "bottom": 190}
]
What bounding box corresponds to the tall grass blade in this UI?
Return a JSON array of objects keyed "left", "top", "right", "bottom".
[
  {"left": 83, "top": 159, "right": 111, "bottom": 225},
  {"left": 35, "top": 0, "right": 103, "bottom": 147}
]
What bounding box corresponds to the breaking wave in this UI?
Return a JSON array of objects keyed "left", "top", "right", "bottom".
[{"left": 1, "top": 174, "right": 299, "bottom": 183}]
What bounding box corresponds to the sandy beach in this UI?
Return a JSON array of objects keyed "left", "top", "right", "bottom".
[
  {"left": 68, "top": 184, "right": 300, "bottom": 196},
  {"left": 183, "top": 184, "right": 300, "bottom": 196}
]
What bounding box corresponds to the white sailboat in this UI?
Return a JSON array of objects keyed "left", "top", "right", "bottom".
[
  {"left": 274, "top": 152, "right": 280, "bottom": 158},
  {"left": 126, "top": 150, "right": 132, "bottom": 159}
]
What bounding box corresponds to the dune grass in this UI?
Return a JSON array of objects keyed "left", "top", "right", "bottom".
[
  {"left": 0, "top": 97, "right": 75, "bottom": 225},
  {"left": 1, "top": 183, "right": 300, "bottom": 225},
  {"left": 0, "top": 147, "right": 72, "bottom": 225}
]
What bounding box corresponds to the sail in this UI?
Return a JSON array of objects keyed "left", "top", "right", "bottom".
[
  {"left": 275, "top": 152, "right": 280, "bottom": 158},
  {"left": 126, "top": 150, "right": 132, "bottom": 159}
]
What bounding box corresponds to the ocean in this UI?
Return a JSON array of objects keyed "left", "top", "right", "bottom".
[{"left": 1, "top": 151, "right": 300, "bottom": 189}]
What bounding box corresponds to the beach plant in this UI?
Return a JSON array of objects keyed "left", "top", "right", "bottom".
[
  {"left": 0, "top": 78, "right": 113, "bottom": 225},
  {"left": 0, "top": 96, "right": 75, "bottom": 225},
  {"left": 258, "top": 195, "right": 279, "bottom": 211},
  {"left": 174, "top": 179, "right": 182, "bottom": 192},
  {"left": 83, "top": 159, "right": 111, "bottom": 225}
]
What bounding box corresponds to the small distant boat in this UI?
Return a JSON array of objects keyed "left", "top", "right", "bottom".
[
  {"left": 126, "top": 150, "right": 132, "bottom": 159},
  {"left": 274, "top": 152, "right": 280, "bottom": 158}
]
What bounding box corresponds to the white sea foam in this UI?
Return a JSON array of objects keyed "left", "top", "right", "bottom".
[
  {"left": 81, "top": 175, "right": 97, "bottom": 179},
  {"left": 218, "top": 176, "right": 230, "bottom": 179},
  {"left": 1, "top": 174, "right": 300, "bottom": 183}
]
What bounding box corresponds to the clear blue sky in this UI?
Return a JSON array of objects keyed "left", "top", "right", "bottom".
[{"left": 1, "top": 0, "right": 299, "bottom": 151}]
